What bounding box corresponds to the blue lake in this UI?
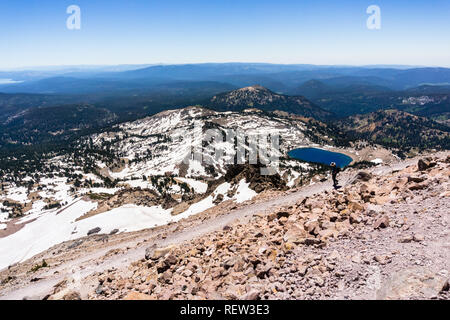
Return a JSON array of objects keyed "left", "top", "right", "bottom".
[{"left": 288, "top": 147, "right": 353, "bottom": 168}]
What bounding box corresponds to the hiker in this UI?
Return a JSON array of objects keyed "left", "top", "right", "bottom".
[{"left": 330, "top": 162, "right": 339, "bottom": 188}]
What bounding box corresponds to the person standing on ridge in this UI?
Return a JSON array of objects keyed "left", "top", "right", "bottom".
[{"left": 330, "top": 162, "right": 339, "bottom": 188}]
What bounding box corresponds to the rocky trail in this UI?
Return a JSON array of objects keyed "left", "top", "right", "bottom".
[{"left": 0, "top": 153, "right": 448, "bottom": 300}]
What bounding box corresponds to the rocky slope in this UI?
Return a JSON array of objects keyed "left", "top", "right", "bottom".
[
  {"left": 84, "top": 154, "right": 449, "bottom": 300},
  {"left": 1, "top": 152, "right": 447, "bottom": 300}
]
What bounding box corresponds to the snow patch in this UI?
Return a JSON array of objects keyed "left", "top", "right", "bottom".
[
  {"left": 371, "top": 158, "right": 383, "bottom": 165},
  {"left": 234, "top": 180, "right": 257, "bottom": 203},
  {"left": 0, "top": 200, "right": 97, "bottom": 270},
  {"left": 176, "top": 178, "right": 208, "bottom": 194},
  {"left": 74, "top": 204, "right": 173, "bottom": 235}
]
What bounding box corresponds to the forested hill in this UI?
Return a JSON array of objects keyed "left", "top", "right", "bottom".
[{"left": 337, "top": 109, "right": 450, "bottom": 152}]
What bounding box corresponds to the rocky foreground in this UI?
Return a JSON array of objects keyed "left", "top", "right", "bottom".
[
  {"left": 1, "top": 153, "right": 449, "bottom": 300},
  {"left": 80, "top": 154, "right": 449, "bottom": 300}
]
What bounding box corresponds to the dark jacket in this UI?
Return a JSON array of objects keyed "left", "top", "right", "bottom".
[{"left": 331, "top": 166, "right": 340, "bottom": 177}]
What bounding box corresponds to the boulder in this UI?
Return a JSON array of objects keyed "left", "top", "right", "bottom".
[
  {"left": 109, "top": 229, "right": 119, "bottom": 235},
  {"left": 268, "top": 211, "right": 289, "bottom": 222},
  {"left": 399, "top": 235, "right": 414, "bottom": 243},
  {"left": 223, "top": 256, "right": 245, "bottom": 271},
  {"left": 62, "top": 290, "right": 81, "bottom": 300},
  {"left": 373, "top": 216, "right": 389, "bottom": 229},
  {"left": 349, "top": 171, "right": 373, "bottom": 184},
  {"left": 223, "top": 225, "right": 233, "bottom": 231},
  {"left": 441, "top": 279, "right": 449, "bottom": 293},
  {"left": 87, "top": 227, "right": 101, "bottom": 236},
  {"left": 377, "top": 268, "right": 448, "bottom": 299},
  {"left": 255, "top": 262, "right": 275, "bottom": 279},
  {"left": 156, "top": 253, "right": 178, "bottom": 273},
  {"left": 123, "top": 291, "right": 155, "bottom": 300},
  {"left": 418, "top": 158, "right": 436, "bottom": 171},
  {"left": 318, "top": 229, "right": 337, "bottom": 241},
  {"left": 302, "top": 238, "right": 322, "bottom": 246},
  {"left": 407, "top": 176, "right": 426, "bottom": 183},
  {"left": 304, "top": 219, "right": 320, "bottom": 235},
  {"left": 374, "top": 255, "right": 391, "bottom": 265},
  {"left": 297, "top": 265, "right": 308, "bottom": 276},
  {"left": 48, "top": 288, "right": 81, "bottom": 300},
  {"left": 349, "top": 212, "right": 361, "bottom": 224},
  {"left": 348, "top": 201, "right": 364, "bottom": 212},
  {"left": 213, "top": 194, "right": 224, "bottom": 205},
  {"left": 146, "top": 244, "right": 177, "bottom": 260},
  {"left": 408, "top": 183, "right": 428, "bottom": 191},
  {"left": 240, "top": 289, "right": 260, "bottom": 300}
]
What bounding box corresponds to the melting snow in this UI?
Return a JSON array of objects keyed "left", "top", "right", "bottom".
[
  {"left": 5, "top": 187, "right": 28, "bottom": 202},
  {"left": 234, "top": 180, "right": 257, "bottom": 203},
  {"left": 0, "top": 200, "right": 97, "bottom": 270},
  {"left": 0, "top": 211, "right": 8, "bottom": 222},
  {"left": 177, "top": 178, "right": 208, "bottom": 194},
  {"left": 74, "top": 204, "right": 174, "bottom": 234},
  {"left": 371, "top": 158, "right": 383, "bottom": 165}
]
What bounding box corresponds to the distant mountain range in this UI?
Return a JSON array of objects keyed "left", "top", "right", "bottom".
[
  {"left": 2, "top": 63, "right": 450, "bottom": 94},
  {"left": 1, "top": 63, "right": 449, "bottom": 122}
]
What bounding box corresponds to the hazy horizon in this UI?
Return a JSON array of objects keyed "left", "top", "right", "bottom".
[
  {"left": 0, "top": 62, "right": 441, "bottom": 73},
  {"left": 1, "top": 0, "right": 450, "bottom": 69}
]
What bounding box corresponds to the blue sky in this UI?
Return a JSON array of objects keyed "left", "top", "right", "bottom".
[{"left": 1, "top": 0, "right": 449, "bottom": 69}]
